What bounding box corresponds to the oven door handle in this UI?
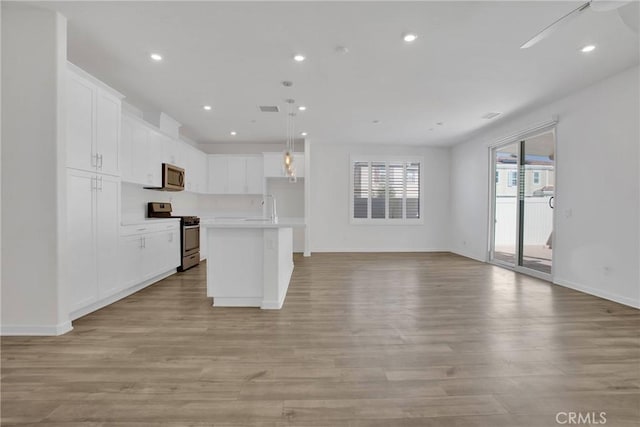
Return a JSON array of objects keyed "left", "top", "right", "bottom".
[{"left": 183, "top": 225, "right": 200, "bottom": 229}]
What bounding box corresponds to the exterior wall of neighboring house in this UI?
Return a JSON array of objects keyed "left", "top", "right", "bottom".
[{"left": 495, "top": 164, "right": 555, "bottom": 197}]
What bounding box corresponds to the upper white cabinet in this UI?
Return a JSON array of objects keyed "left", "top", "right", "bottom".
[
  {"left": 67, "top": 63, "right": 123, "bottom": 176},
  {"left": 121, "top": 114, "right": 160, "bottom": 187},
  {"left": 207, "top": 155, "right": 263, "bottom": 195},
  {"left": 263, "top": 152, "right": 305, "bottom": 178},
  {"left": 184, "top": 144, "right": 208, "bottom": 193},
  {"left": 121, "top": 113, "right": 208, "bottom": 192}
]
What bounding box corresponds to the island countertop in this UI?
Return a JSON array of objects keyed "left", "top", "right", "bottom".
[{"left": 200, "top": 217, "right": 306, "bottom": 229}]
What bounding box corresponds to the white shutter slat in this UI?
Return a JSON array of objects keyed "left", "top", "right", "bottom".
[
  {"left": 389, "top": 163, "right": 404, "bottom": 219},
  {"left": 406, "top": 162, "right": 420, "bottom": 219},
  {"left": 353, "top": 162, "right": 369, "bottom": 219},
  {"left": 371, "top": 162, "right": 386, "bottom": 219}
]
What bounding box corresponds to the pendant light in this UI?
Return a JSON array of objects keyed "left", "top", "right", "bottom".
[{"left": 284, "top": 99, "right": 297, "bottom": 182}]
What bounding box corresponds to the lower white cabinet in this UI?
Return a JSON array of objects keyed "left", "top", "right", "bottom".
[
  {"left": 66, "top": 169, "right": 121, "bottom": 312},
  {"left": 119, "top": 222, "right": 181, "bottom": 290}
]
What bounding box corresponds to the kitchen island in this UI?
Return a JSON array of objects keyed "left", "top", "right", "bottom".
[{"left": 201, "top": 218, "right": 305, "bottom": 309}]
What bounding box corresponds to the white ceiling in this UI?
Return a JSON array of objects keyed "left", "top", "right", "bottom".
[{"left": 40, "top": 1, "right": 639, "bottom": 146}]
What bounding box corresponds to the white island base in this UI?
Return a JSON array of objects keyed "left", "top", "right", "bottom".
[{"left": 205, "top": 225, "right": 295, "bottom": 309}]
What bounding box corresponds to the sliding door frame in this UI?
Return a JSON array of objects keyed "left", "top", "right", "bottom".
[{"left": 487, "top": 121, "right": 557, "bottom": 282}]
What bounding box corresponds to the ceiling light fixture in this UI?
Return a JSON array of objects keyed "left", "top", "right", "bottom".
[
  {"left": 203, "top": 105, "right": 212, "bottom": 111},
  {"left": 150, "top": 53, "right": 163, "bottom": 61},
  {"left": 230, "top": 131, "right": 237, "bottom": 136},
  {"left": 403, "top": 33, "right": 418, "bottom": 42},
  {"left": 293, "top": 54, "right": 306, "bottom": 62},
  {"left": 301, "top": 132, "right": 308, "bottom": 136},
  {"left": 298, "top": 106, "right": 307, "bottom": 111},
  {"left": 283, "top": 99, "right": 297, "bottom": 182},
  {"left": 580, "top": 44, "right": 596, "bottom": 53}
]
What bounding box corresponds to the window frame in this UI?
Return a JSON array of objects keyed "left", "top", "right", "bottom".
[
  {"left": 533, "top": 171, "right": 541, "bottom": 185},
  {"left": 508, "top": 170, "right": 518, "bottom": 187},
  {"left": 350, "top": 156, "right": 424, "bottom": 225}
]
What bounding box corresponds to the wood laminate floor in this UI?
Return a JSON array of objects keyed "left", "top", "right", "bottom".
[{"left": 2, "top": 253, "right": 639, "bottom": 426}]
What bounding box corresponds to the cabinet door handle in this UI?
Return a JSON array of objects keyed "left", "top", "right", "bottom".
[
  {"left": 98, "top": 176, "right": 103, "bottom": 191},
  {"left": 99, "top": 154, "right": 104, "bottom": 169},
  {"left": 143, "top": 236, "right": 146, "bottom": 248},
  {"left": 91, "top": 176, "right": 96, "bottom": 191}
]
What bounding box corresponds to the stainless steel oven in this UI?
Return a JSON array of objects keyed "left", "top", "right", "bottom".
[{"left": 181, "top": 219, "right": 200, "bottom": 271}]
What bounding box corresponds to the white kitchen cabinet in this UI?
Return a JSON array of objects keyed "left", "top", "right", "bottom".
[
  {"left": 125, "top": 115, "right": 160, "bottom": 187},
  {"left": 263, "top": 152, "right": 305, "bottom": 178},
  {"left": 208, "top": 156, "right": 228, "bottom": 194},
  {"left": 67, "top": 170, "right": 98, "bottom": 310},
  {"left": 119, "top": 234, "right": 143, "bottom": 290},
  {"left": 184, "top": 143, "right": 208, "bottom": 193},
  {"left": 66, "top": 169, "right": 121, "bottom": 312},
  {"left": 95, "top": 90, "right": 121, "bottom": 175},
  {"left": 96, "top": 175, "right": 121, "bottom": 298},
  {"left": 67, "top": 63, "right": 123, "bottom": 176},
  {"left": 119, "top": 223, "right": 180, "bottom": 289},
  {"left": 165, "top": 138, "right": 186, "bottom": 169},
  {"left": 207, "top": 155, "right": 263, "bottom": 194},
  {"left": 227, "top": 157, "right": 246, "bottom": 193},
  {"left": 246, "top": 156, "right": 264, "bottom": 194}
]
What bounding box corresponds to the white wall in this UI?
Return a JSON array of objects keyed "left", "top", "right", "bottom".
[
  {"left": 1, "top": 5, "right": 71, "bottom": 334},
  {"left": 120, "top": 183, "right": 200, "bottom": 222},
  {"left": 266, "top": 178, "right": 305, "bottom": 252},
  {"left": 198, "top": 142, "right": 304, "bottom": 155},
  {"left": 450, "top": 66, "right": 640, "bottom": 308},
  {"left": 310, "top": 143, "right": 450, "bottom": 252}
]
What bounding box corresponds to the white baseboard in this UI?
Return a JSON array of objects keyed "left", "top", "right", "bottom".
[
  {"left": 213, "top": 297, "right": 262, "bottom": 307},
  {"left": 69, "top": 269, "right": 177, "bottom": 321},
  {"left": 450, "top": 249, "right": 487, "bottom": 263},
  {"left": 311, "top": 247, "right": 450, "bottom": 253},
  {"left": 1, "top": 320, "right": 73, "bottom": 336},
  {"left": 554, "top": 278, "right": 640, "bottom": 309}
]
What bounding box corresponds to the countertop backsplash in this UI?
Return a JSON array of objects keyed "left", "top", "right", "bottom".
[{"left": 121, "top": 182, "right": 264, "bottom": 223}]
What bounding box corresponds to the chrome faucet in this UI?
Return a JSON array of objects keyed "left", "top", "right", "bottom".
[{"left": 262, "top": 194, "right": 278, "bottom": 223}]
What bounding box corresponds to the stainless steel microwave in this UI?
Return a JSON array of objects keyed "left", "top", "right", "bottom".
[
  {"left": 145, "top": 163, "right": 185, "bottom": 191},
  {"left": 162, "top": 163, "right": 185, "bottom": 191}
]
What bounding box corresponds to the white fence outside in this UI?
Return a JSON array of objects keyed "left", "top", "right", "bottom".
[{"left": 494, "top": 196, "right": 553, "bottom": 246}]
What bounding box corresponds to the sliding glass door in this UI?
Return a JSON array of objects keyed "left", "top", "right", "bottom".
[{"left": 491, "top": 131, "right": 555, "bottom": 278}]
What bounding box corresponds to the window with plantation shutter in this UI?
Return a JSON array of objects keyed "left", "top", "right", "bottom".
[{"left": 351, "top": 158, "right": 423, "bottom": 223}]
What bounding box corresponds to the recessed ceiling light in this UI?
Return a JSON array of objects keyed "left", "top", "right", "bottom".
[
  {"left": 372, "top": 120, "right": 380, "bottom": 124},
  {"left": 300, "top": 132, "right": 308, "bottom": 136},
  {"left": 203, "top": 105, "right": 212, "bottom": 111},
  {"left": 230, "top": 131, "right": 237, "bottom": 136},
  {"left": 293, "top": 54, "right": 305, "bottom": 62},
  {"left": 150, "top": 53, "right": 163, "bottom": 61},
  {"left": 436, "top": 122, "right": 444, "bottom": 126},
  {"left": 403, "top": 33, "right": 418, "bottom": 43},
  {"left": 581, "top": 44, "right": 596, "bottom": 53},
  {"left": 298, "top": 106, "right": 307, "bottom": 111}
]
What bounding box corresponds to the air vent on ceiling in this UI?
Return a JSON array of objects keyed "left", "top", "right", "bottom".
[
  {"left": 481, "top": 112, "right": 502, "bottom": 120},
  {"left": 259, "top": 106, "right": 280, "bottom": 113}
]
